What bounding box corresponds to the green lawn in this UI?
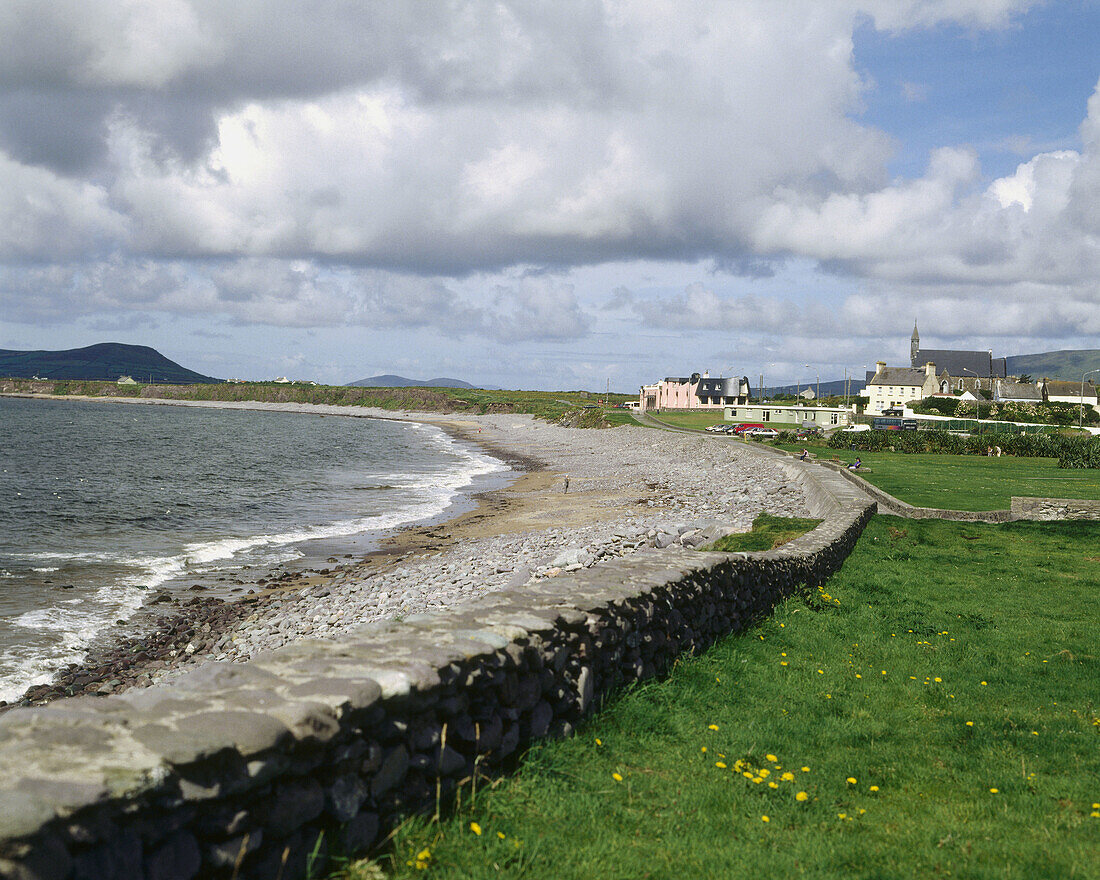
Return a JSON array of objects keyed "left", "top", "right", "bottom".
[
  {"left": 342, "top": 517, "right": 1100, "bottom": 880},
  {"left": 778, "top": 443, "right": 1100, "bottom": 511},
  {"left": 645, "top": 411, "right": 728, "bottom": 430},
  {"left": 705, "top": 513, "right": 822, "bottom": 552}
]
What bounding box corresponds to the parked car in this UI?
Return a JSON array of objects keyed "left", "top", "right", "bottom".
[
  {"left": 745, "top": 427, "right": 779, "bottom": 440},
  {"left": 732, "top": 423, "right": 766, "bottom": 435},
  {"left": 704, "top": 424, "right": 727, "bottom": 432}
]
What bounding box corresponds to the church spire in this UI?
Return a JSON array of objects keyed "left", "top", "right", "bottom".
[{"left": 911, "top": 320, "right": 919, "bottom": 366}]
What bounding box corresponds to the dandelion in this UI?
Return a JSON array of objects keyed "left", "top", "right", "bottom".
[
  {"left": 869, "top": 785, "right": 879, "bottom": 792},
  {"left": 801, "top": 766, "right": 810, "bottom": 772},
  {"left": 966, "top": 721, "right": 974, "bottom": 727},
  {"left": 1091, "top": 812, "right": 1100, "bottom": 819},
  {"left": 838, "top": 812, "right": 848, "bottom": 819},
  {"left": 766, "top": 754, "right": 778, "bottom": 762},
  {"left": 612, "top": 772, "right": 623, "bottom": 782},
  {"left": 743, "top": 771, "right": 754, "bottom": 779},
  {"left": 752, "top": 777, "right": 763, "bottom": 784},
  {"left": 981, "top": 681, "right": 988, "bottom": 685},
  {"left": 768, "top": 782, "right": 779, "bottom": 789},
  {"left": 989, "top": 788, "right": 999, "bottom": 794},
  {"left": 595, "top": 738, "right": 602, "bottom": 746},
  {"left": 881, "top": 670, "right": 887, "bottom": 675},
  {"left": 1093, "top": 803, "right": 1100, "bottom": 809},
  {"left": 701, "top": 746, "right": 707, "bottom": 753},
  {"left": 817, "top": 669, "right": 824, "bottom": 674},
  {"left": 855, "top": 673, "right": 862, "bottom": 679},
  {"left": 796, "top": 791, "right": 809, "bottom": 801},
  {"left": 716, "top": 762, "right": 727, "bottom": 769},
  {"left": 470, "top": 822, "right": 482, "bottom": 836},
  {"left": 934, "top": 677, "right": 942, "bottom": 683},
  {"left": 759, "top": 768, "right": 770, "bottom": 778},
  {"left": 847, "top": 777, "right": 857, "bottom": 785},
  {"left": 780, "top": 661, "right": 788, "bottom": 666},
  {"left": 410, "top": 848, "right": 432, "bottom": 870},
  {"left": 1031, "top": 731, "right": 1039, "bottom": 736},
  {"left": 781, "top": 772, "right": 795, "bottom": 782},
  {"left": 761, "top": 815, "right": 770, "bottom": 823},
  {"left": 498, "top": 831, "right": 506, "bottom": 839},
  {"left": 708, "top": 724, "right": 719, "bottom": 731}
]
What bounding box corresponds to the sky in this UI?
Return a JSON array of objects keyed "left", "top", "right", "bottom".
[{"left": 1, "top": 0, "right": 1099, "bottom": 391}]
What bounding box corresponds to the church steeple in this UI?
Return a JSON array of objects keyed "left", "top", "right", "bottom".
[{"left": 910, "top": 321, "right": 919, "bottom": 366}]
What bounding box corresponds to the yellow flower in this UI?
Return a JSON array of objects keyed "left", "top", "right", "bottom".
[
  {"left": 989, "top": 788, "right": 999, "bottom": 794},
  {"left": 796, "top": 791, "right": 809, "bottom": 801},
  {"left": 743, "top": 771, "right": 754, "bottom": 779},
  {"left": 934, "top": 677, "right": 942, "bottom": 683},
  {"left": 817, "top": 669, "right": 824, "bottom": 674},
  {"left": 766, "top": 754, "right": 778, "bottom": 762},
  {"left": 855, "top": 673, "right": 862, "bottom": 679},
  {"left": 801, "top": 766, "right": 810, "bottom": 772},
  {"left": 781, "top": 772, "right": 795, "bottom": 782},
  {"left": 838, "top": 813, "right": 847, "bottom": 819},
  {"left": 847, "top": 777, "right": 857, "bottom": 785},
  {"left": 966, "top": 721, "right": 974, "bottom": 727},
  {"left": 470, "top": 822, "right": 482, "bottom": 836},
  {"left": 981, "top": 681, "right": 988, "bottom": 685},
  {"left": 1091, "top": 812, "right": 1100, "bottom": 819},
  {"left": 498, "top": 832, "right": 506, "bottom": 839},
  {"left": 869, "top": 785, "right": 879, "bottom": 792},
  {"left": 768, "top": 781, "right": 779, "bottom": 789},
  {"left": 759, "top": 768, "right": 770, "bottom": 778},
  {"left": 752, "top": 777, "right": 763, "bottom": 784},
  {"left": 612, "top": 772, "right": 623, "bottom": 782},
  {"left": 1093, "top": 803, "right": 1100, "bottom": 809},
  {"left": 716, "top": 762, "right": 727, "bottom": 769},
  {"left": 701, "top": 746, "right": 707, "bottom": 753},
  {"left": 595, "top": 738, "right": 602, "bottom": 746},
  {"left": 761, "top": 815, "right": 770, "bottom": 823},
  {"left": 708, "top": 724, "right": 719, "bottom": 731},
  {"left": 780, "top": 661, "right": 788, "bottom": 666}
]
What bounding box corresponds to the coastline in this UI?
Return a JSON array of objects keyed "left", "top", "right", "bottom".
[{"left": 0, "top": 395, "right": 814, "bottom": 708}]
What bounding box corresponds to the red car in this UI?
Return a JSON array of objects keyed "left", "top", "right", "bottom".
[{"left": 732, "top": 423, "right": 766, "bottom": 435}]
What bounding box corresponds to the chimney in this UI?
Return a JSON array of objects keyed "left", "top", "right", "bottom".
[
  {"left": 925, "top": 362, "right": 936, "bottom": 378},
  {"left": 703, "top": 370, "right": 709, "bottom": 378},
  {"left": 875, "top": 361, "right": 886, "bottom": 375}
]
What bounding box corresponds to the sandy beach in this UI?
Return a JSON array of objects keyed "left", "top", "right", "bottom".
[{"left": 3, "top": 398, "right": 811, "bottom": 705}]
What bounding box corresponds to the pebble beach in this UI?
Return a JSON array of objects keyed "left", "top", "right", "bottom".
[{"left": 5, "top": 401, "right": 812, "bottom": 704}]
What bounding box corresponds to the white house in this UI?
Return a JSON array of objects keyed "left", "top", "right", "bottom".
[{"left": 863, "top": 361, "right": 941, "bottom": 416}]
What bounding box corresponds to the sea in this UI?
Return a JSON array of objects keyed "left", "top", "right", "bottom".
[{"left": 0, "top": 397, "right": 508, "bottom": 702}]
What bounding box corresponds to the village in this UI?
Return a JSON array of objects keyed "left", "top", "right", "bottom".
[{"left": 638, "top": 323, "right": 1100, "bottom": 435}]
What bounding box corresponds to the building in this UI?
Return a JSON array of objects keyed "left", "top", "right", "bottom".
[
  {"left": 723, "top": 403, "right": 853, "bottom": 428},
  {"left": 864, "top": 361, "right": 942, "bottom": 415},
  {"left": 1040, "top": 378, "right": 1099, "bottom": 409},
  {"left": 639, "top": 372, "right": 751, "bottom": 412},
  {"left": 993, "top": 379, "right": 1043, "bottom": 403},
  {"left": 117, "top": 375, "right": 137, "bottom": 385},
  {"left": 909, "top": 322, "right": 1007, "bottom": 379}
]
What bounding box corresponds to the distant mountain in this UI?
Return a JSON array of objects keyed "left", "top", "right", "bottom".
[
  {"left": 0, "top": 343, "right": 221, "bottom": 383},
  {"left": 762, "top": 379, "right": 864, "bottom": 399},
  {"left": 1006, "top": 350, "right": 1100, "bottom": 380},
  {"left": 347, "top": 374, "right": 478, "bottom": 389}
]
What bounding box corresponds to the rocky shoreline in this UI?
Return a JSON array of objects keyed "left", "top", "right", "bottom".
[{"left": 1, "top": 406, "right": 811, "bottom": 709}]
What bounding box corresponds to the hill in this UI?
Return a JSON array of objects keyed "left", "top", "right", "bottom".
[
  {"left": 0, "top": 343, "right": 221, "bottom": 384},
  {"left": 348, "top": 374, "right": 478, "bottom": 389},
  {"left": 1006, "top": 349, "right": 1100, "bottom": 380}
]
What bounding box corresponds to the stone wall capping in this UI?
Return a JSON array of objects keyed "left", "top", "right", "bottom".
[{"left": 0, "top": 448, "right": 876, "bottom": 879}]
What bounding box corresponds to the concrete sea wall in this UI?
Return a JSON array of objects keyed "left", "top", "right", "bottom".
[{"left": 0, "top": 460, "right": 873, "bottom": 880}]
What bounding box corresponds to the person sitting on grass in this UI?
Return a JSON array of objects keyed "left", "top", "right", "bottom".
[
  {"left": 848, "top": 457, "right": 862, "bottom": 471},
  {"left": 799, "top": 447, "right": 809, "bottom": 461}
]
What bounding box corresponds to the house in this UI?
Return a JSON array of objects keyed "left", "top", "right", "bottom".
[
  {"left": 993, "top": 380, "right": 1043, "bottom": 403},
  {"left": 117, "top": 375, "right": 137, "bottom": 385},
  {"left": 723, "top": 403, "right": 853, "bottom": 428},
  {"left": 1039, "top": 378, "right": 1098, "bottom": 409},
  {"left": 864, "top": 361, "right": 942, "bottom": 415},
  {"left": 639, "top": 372, "right": 751, "bottom": 412}
]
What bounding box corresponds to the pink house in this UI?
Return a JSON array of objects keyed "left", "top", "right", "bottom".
[{"left": 639, "top": 372, "right": 751, "bottom": 412}]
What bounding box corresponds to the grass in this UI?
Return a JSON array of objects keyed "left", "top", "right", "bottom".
[
  {"left": 778, "top": 442, "right": 1100, "bottom": 510},
  {"left": 704, "top": 513, "right": 822, "bottom": 552},
  {"left": 11, "top": 378, "right": 635, "bottom": 426},
  {"left": 336, "top": 517, "right": 1100, "bottom": 880},
  {"left": 644, "top": 411, "right": 727, "bottom": 430}
]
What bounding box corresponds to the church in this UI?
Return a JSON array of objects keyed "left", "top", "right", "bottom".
[{"left": 909, "top": 322, "right": 1007, "bottom": 379}]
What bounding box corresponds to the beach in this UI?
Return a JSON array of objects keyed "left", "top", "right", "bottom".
[{"left": 3, "top": 399, "right": 811, "bottom": 705}]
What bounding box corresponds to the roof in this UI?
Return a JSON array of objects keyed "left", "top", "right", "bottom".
[
  {"left": 696, "top": 376, "right": 749, "bottom": 396},
  {"left": 912, "top": 349, "right": 1007, "bottom": 378},
  {"left": 868, "top": 367, "right": 929, "bottom": 387},
  {"left": 1043, "top": 379, "right": 1097, "bottom": 398},
  {"left": 995, "top": 380, "right": 1042, "bottom": 402}
]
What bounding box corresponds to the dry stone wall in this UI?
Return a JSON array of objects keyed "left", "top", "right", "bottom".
[
  {"left": 1009, "top": 496, "right": 1100, "bottom": 520},
  {"left": 0, "top": 462, "right": 873, "bottom": 880}
]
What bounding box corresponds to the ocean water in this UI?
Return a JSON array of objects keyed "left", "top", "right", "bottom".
[{"left": 0, "top": 397, "right": 506, "bottom": 702}]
